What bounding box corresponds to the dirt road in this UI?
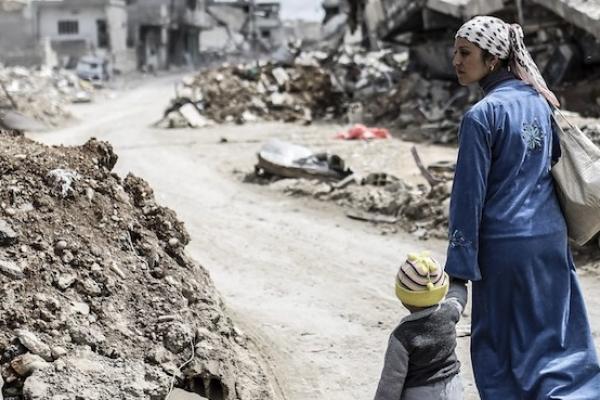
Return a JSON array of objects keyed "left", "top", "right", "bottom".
[{"left": 28, "top": 74, "right": 600, "bottom": 400}]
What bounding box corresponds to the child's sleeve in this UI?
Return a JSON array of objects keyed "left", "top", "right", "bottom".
[
  {"left": 374, "top": 333, "right": 409, "bottom": 400},
  {"left": 445, "top": 278, "right": 468, "bottom": 319}
]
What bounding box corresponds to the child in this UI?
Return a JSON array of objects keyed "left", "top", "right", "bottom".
[{"left": 374, "top": 252, "right": 467, "bottom": 400}]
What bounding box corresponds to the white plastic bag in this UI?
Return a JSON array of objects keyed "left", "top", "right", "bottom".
[{"left": 551, "top": 110, "right": 600, "bottom": 246}]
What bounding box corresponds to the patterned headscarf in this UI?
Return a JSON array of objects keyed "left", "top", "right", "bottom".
[{"left": 456, "top": 16, "right": 560, "bottom": 107}]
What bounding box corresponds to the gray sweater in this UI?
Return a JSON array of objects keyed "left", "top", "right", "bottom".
[{"left": 374, "top": 280, "right": 468, "bottom": 400}]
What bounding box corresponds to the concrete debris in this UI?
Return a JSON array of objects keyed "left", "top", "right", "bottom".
[
  {"left": 159, "top": 46, "right": 473, "bottom": 143},
  {"left": 10, "top": 353, "right": 49, "bottom": 377},
  {"left": 0, "top": 66, "right": 93, "bottom": 129},
  {"left": 15, "top": 329, "right": 52, "bottom": 361},
  {"left": 161, "top": 62, "right": 344, "bottom": 126},
  {"left": 0, "top": 219, "right": 18, "bottom": 245},
  {"left": 0, "top": 258, "right": 24, "bottom": 280},
  {"left": 0, "top": 130, "right": 273, "bottom": 400},
  {"left": 254, "top": 139, "right": 352, "bottom": 182}
]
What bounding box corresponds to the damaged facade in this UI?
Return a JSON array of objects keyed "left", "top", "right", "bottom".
[
  {"left": 128, "top": 0, "right": 283, "bottom": 70},
  {"left": 126, "top": 0, "right": 212, "bottom": 70},
  {"left": 200, "top": 0, "right": 284, "bottom": 55},
  {"left": 30, "top": 0, "right": 133, "bottom": 73},
  {"left": 0, "top": 1, "right": 42, "bottom": 66}
]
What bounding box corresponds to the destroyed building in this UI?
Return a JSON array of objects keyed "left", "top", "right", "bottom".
[
  {"left": 360, "top": 0, "right": 600, "bottom": 114},
  {"left": 30, "top": 0, "right": 134, "bottom": 73},
  {"left": 126, "top": 0, "right": 213, "bottom": 70},
  {"left": 200, "top": 0, "right": 284, "bottom": 55},
  {"left": 0, "top": 1, "right": 43, "bottom": 67}
]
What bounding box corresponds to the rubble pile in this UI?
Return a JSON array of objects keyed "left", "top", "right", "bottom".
[
  {"left": 161, "top": 47, "right": 474, "bottom": 144},
  {"left": 581, "top": 123, "right": 600, "bottom": 147},
  {"left": 358, "top": 73, "right": 471, "bottom": 144},
  {"left": 253, "top": 171, "right": 453, "bottom": 240},
  {"left": 0, "top": 130, "right": 272, "bottom": 400},
  {"left": 0, "top": 66, "right": 91, "bottom": 128},
  {"left": 161, "top": 63, "right": 346, "bottom": 127}
]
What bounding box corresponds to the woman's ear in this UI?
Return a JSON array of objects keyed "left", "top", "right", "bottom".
[{"left": 487, "top": 55, "right": 500, "bottom": 71}]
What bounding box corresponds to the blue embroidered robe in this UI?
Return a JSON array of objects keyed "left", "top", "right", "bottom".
[{"left": 445, "top": 78, "right": 600, "bottom": 399}]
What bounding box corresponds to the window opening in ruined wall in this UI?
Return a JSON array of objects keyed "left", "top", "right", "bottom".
[
  {"left": 97, "top": 19, "right": 109, "bottom": 48},
  {"left": 58, "top": 20, "right": 79, "bottom": 35}
]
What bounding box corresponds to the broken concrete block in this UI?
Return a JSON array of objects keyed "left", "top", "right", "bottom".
[
  {"left": 0, "top": 219, "right": 17, "bottom": 245},
  {"left": 531, "top": 0, "right": 600, "bottom": 41},
  {"left": 0, "top": 259, "right": 24, "bottom": 280},
  {"left": 10, "top": 353, "right": 49, "bottom": 377},
  {"left": 56, "top": 273, "right": 76, "bottom": 290},
  {"left": 271, "top": 67, "right": 290, "bottom": 86},
  {"left": 78, "top": 278, "right": 102, "bottom": 296},
  {"left": 425, "top": 0, "right": 504, "bottom": 19},
  {"left": 15, "top": 329, "right": 52, "bottom": 361},
  {"left": 178, "top": 103, "right": 210, "bottom": 128}
]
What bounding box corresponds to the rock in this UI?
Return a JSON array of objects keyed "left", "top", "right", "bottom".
[
  {"left": 61, "top": 250, "right": 74, "bottom": 264},
  {"left": 0, "top": 219, "right": 18, "bottom": 245},
  {"left": 168, "top": 237, "right": 179, "bottom": 247},
  {"left": 15, "top": 329, "right": 52, "bottom": 361},
  {"left": 10, "top": 353, "right": 49, "bottom": 376},
  {"left": 162, "top": 322, "right": 194, "bottom": 354},
  {"left": 23, "top": 348, "right": 170, "bottom": 399},
  {"left": 109, "top": 262, "right": 125, "bottom": 279},
  {"left": 22, "top": 379, "right": 50, "bottom": 399},
  {"left": 56, "top": 273, "right": 76, "bottom": 290},
  {"left": 90, "top": 245, "right": 103, "bottom": 258},
  {"left": 54, "top": 240, "right": 67, "bottom": 252},
  {"left": 51, "top": 346, "right": 67, "bottom": 360},
  {"left": 0, "top": 259, "right": 24, "bottom": 280},
  {"left": 69, "top": 325, "right": 106, "bottom": 348},
  {"left": 146, "top": 346, "right": 172, "bottom": 365},
  {"left": 70, "top": 301, "right": 90, "bottom": 316},
  {"left": 78, "top": 278, "right": 102, "bottom": 296}
]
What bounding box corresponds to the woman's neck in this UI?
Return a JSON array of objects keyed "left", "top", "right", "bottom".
[{"left": 479, "top": 67, "right": 515, "bottom": 95}]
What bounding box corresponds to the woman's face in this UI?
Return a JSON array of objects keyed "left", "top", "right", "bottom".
[{"left": 452, "top": 37, "right": 491, "bottom": 85}]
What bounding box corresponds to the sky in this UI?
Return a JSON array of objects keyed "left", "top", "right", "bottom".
[{"left": 279, "top": 0, "right": 324, "bottom": 22}]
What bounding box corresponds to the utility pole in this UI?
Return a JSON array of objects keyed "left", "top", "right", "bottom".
[
  {"left": 249, "top": 0, "right": 257, "bottom": 52},
  {"left": 516, "top": 0, "right": 524, "bottom": 26}
]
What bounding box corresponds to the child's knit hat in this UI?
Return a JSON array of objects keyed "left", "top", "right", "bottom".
[{"left": 395, "top": 252, "right": 449, "bottom": 307}]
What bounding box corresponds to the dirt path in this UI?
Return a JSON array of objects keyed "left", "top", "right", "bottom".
[{"left": 28, "top": 75, "right": 600, "bottom": 400}]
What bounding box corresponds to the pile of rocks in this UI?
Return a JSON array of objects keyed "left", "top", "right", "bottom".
[
  {"left": 0, "top": 66, "right": 91, "bottom": 128},
  {"left": 580, "top": 123, "right": 600, "bottom": 147},
  {"left": 254, "top": 171, "right": 453, "bottom": 240},
  {"left": 0, "top": 130, "right": 272, "bottom": 400},
  {"left": 160, "top": 47, "right": 474, "bottom": 145},
  {"left": 161, "top": 62, "right": 345, "bottom": 127}
]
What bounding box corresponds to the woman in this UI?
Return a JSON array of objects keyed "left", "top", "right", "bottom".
[{"left": 445, "top": 16, "right": 600, "bottom": 399}]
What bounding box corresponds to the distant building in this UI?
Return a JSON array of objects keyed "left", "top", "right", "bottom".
[
  {"left": 282, "top": 19, "right": 322, "bottom": 46},
  {"left": 0, "top": 0, "right": 42, "bottom": 66},
  {"left": 31, "top": 0, "right": 133, "bottom": 72},
  {"left": 126, "top": 0, "right": 212, "bottom": 70},
  {"left": 200, "top": 0, "right": 283, "bottom": 54}
]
